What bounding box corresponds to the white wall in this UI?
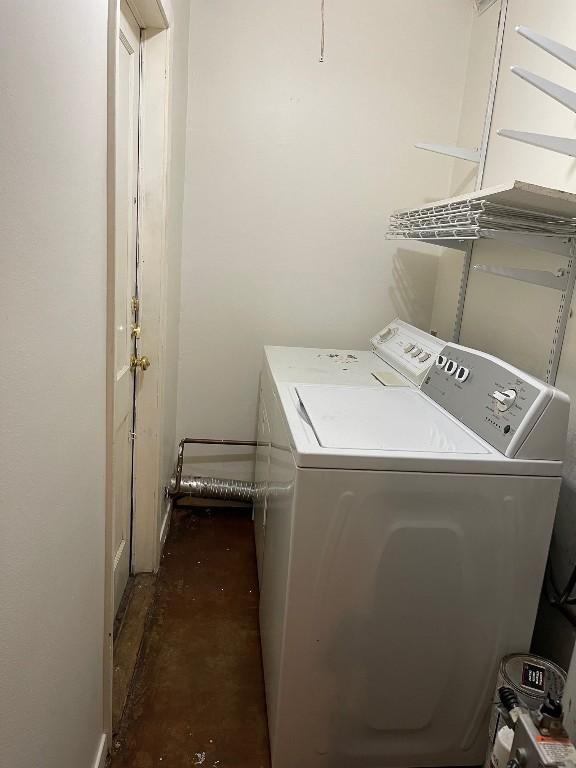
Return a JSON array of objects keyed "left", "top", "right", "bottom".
[
  {"left": 430, "top": 1, "right": 502, "bottom": 341},
  {"left": 450, "top": 1, "right": 502, "bottom": 198},
  {"left": 0, "top": 2, "right": 108, "bottom": 767},
  {"left": 177, "top": 0, "right": 474, "bottom": 463},
  {"left": 160, "top": 0, "right": 191, "bottom": 528}
]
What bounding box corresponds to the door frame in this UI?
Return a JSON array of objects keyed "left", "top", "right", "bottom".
[{"left": 105, "top": 0, "right": 173, "bottom": 743}]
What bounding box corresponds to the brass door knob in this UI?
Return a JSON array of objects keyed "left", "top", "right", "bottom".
[{"left": 131, "top": 355, "right": 151, "bottom": 371}]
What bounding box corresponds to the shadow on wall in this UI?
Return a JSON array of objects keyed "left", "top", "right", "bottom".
[
  {"left": 181, "top": 446, "right": 257, "bottom": 485},
  {"left": 451, "top": 166, "right": 478, "bottom": 197},
  {"left": 531, "top": 468, "right": 576, "bottom": 669},
  {"left": 550, "top": 477, "right": 576, "bottom": 604},
  {"left": 388, "top": 248, "right": 438, "bottom": 331}
]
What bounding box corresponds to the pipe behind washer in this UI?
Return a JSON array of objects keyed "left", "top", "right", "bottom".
[{"left": 167, "top": 437, "right": 258, "bottom": 504}]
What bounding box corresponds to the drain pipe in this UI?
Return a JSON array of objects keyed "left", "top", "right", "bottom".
[{"left": 166, "top": 437, "right": 258, "bottom": 504}]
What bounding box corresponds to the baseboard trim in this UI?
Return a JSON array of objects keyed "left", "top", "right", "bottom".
[
  {"left": 159, "top": 498, "right": 172, "bottom": 554},
  {"left": 93, "top": 734, "right": 107, "bottom": 768}
]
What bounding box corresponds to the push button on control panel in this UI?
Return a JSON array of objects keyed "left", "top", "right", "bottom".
[
  {"left": 455, "top": 366, "right": 470, "bottom": 383},
  {"left": 370, "top": 322, "right": 447, "bottom": 387},
  {"left": 434, "top": 355, "right": 469, "bottom": 379}
]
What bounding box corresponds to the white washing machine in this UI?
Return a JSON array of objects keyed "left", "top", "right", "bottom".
[
  {"left": 253, "top": 319, "right": 445, "bottom": 578},
  {"left": 255, "top": 332, "right": 569, "bottom": 768}
]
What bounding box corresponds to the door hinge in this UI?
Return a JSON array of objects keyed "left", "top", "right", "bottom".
[
  {"left": 130, "top": 354, "right": 150, "bottom": 371},
  {"left": 131, "top": 296, "right": 140, "bottom": 313},
  {"left": 129, "top": 431, "right": 137, "bottom": 442}
]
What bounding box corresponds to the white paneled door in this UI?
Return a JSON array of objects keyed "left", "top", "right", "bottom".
[{"left": 113, "top": 0, "right": 141, "bottom": 615}]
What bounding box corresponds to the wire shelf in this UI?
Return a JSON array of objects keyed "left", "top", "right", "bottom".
[{"left": 387, "top": 181, "right": 576, "bottom": 254}]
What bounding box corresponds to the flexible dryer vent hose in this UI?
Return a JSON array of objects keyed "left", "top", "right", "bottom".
[
  {"left": 171, "top": 476, "right": 256, "bottom": 504},
  {"left": 167, "top": 438, "right": 259, "bottom": 504}
]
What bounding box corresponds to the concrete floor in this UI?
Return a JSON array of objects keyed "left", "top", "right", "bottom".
[
  {"left": 111, "top": 508, "right": 270, "bottom": 768},
  {"left": 113, "top": 574, "right": 157, "bottom": 731}
]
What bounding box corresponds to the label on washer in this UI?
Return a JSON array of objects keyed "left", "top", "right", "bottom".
[
  {"left": 371, "top": 371, "right": 407, "bottom": 387},
  {"left": 522, "top": 661, "right": 546, "bottom": 692},
  {"left": 536, "top": 735, "right": 576, "bottom": 766}
]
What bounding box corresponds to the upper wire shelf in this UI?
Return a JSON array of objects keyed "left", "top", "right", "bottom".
[{"left": 387, "top": 180, "right": 576, "bottom": 257}]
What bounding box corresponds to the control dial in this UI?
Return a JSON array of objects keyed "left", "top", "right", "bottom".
[
  {"left": 378, "top": 327, "right": 396, "bottom": 342},
  {"left": 492, "top": 388, "right": 517, "bottom": 412}
]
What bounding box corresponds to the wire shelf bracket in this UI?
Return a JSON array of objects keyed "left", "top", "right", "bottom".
[
  {"left": 475, "top": 0, "right": 499, "bottom": 14},
  {"left": 498, "top": 130, "right": 576, "bottom": 158},
  {"left": 511, "top": 66, "right": 576, "bottom": 113},
  {"left": 516, "top": 25, "right": 576, "bottom": 71},
  {"left": 472, "top": 264, "right": 569, "bottom": 291},
  {"left": 420, "top": 238, "right": 469, "bottom": 252},
  {"left": 479, "top": 229, "right": 573, "bottom": 257},
  {"left": 500, "top": 27, "right": 576, "bottom": 159},
  {"left": 407, "top": 231, "right": 572, "bottom": 257},
  {"left": 415, "top": 143, "right": 481, "bottom": 164}
]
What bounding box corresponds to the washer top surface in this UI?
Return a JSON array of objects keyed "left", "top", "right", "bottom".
[
  {"left": 296, "top": 385, "right": 488, "bottom": 454},
  {"left": 264, "top": 318, "right": 445, "bottom": 390},
  {"left": 264, "top": 346, "right": 402, "bottom": 387},
  {"left": 278, "top": 382, "right": 562, "bottom": 475},
  {"left": 264, "top": 322, "right": 567, "bottom": 475}
]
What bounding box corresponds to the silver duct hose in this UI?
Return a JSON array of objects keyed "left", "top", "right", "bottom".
[
  {"left": 166, "top": 437, "right": 258, "bottom": 504},
  {"left": 170, "top": 476, "right": 256, "bottom": 504}
]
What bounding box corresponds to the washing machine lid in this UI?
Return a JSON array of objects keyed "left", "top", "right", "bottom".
[{"left": 296, "top": 385, "right": 489, "bottom": 454}]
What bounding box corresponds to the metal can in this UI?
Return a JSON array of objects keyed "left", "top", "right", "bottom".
[{"left": 485, "top": 653, "right": 566, "bottom": 767}]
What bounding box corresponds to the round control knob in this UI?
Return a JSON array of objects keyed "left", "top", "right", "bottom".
[
  {"left": 404, "top": 343, "right": 415, "bottom": 353},
  {"left": 418, "top": 352, "right": 431, "bottom": 362},
  {"left": 445, "top": 359, "right": 458, "bottom": 375},
  {"left": 492, "top": 388, "right": 517, "bottom": 412},
  {"left": 410, "top": 347, "right": 423, "bottom": 358}
]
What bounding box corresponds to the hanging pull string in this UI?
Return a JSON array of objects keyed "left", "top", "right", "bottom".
[{"left": 319, "top": 0, "right": 325, "bottom": 62}]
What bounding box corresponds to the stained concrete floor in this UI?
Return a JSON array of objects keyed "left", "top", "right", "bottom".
[
  {"left": 113, "top": 574, "right": 157, "bottom": 731},
  {"left": 111, "top": 508, "right": 270, "bottom": 768}
]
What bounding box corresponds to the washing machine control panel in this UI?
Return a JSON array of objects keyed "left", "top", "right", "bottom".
[
  {"left": 421, "top": 343, "right": 568, "bottom": 459},
  {"left": 370, "top": 319, "right": 444, "bottom": 386}
]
